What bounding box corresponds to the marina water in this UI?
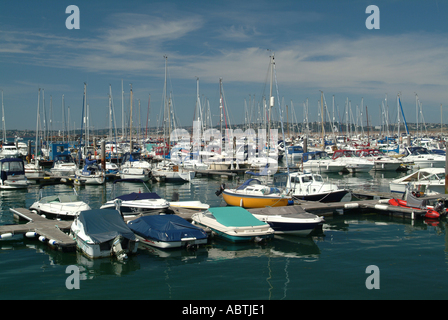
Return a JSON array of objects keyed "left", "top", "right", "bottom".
[{"left": 1, "top": 168, "right": 447, "bottom": 300}]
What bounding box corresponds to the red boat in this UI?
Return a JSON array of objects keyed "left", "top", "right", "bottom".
[{"left": 388, "top": 198, "right": 440, "bottom": 219}]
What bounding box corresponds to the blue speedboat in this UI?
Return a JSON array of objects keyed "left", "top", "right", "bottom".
[{"left": 128, "top": 215, "right": 208, "bottom": 249}]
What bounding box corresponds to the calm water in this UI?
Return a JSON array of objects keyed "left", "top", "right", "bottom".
[{"left": 1, "top": 169, "right": 448, "bottom": 301}]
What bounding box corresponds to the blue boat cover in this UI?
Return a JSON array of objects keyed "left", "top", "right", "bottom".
[
  {"left": 77, "top": 209, "right": 136, "bottom": 244},
  {"left": 207, "top": 207, "right": 267, "bottom": 227},
  {"left": 116, "top": 192, "right": 161, "bottom": 201},
  {"left": 127, "top": 215, "right": 207, "bottom": 242}
]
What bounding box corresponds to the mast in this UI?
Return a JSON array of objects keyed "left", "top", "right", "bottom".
[
  {"left": 129, "top": 83, "right": 133, "bottom": 150},
  {"left": 121, "top": 79, "right": 125, "bottom": 139},
  {"left": 268, "top": 54, "right": 274, "bottom": 157},
  {"left": 146, "top": 94, "right": 150, "bottom": 140},
  {"left": 62, "top": 94, "right": 66, "bottom": 143},
  {"left": 321, "top": 91, "right": 324, "bottom": 150},
  {"left": 36, "top": 89, "right": 40, "bottom": 160},
  {"left": 1, "top": 90, "right": 5, "bottom": 143}
]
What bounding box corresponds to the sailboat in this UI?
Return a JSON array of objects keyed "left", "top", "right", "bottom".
[
  {"left": 151, "top": 56, "right": 195, "bottom": 183},
  {"left": 25, "top": 89, "right": 46, "bottom": 178}
]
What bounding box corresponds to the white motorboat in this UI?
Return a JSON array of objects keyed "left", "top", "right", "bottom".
[
  {"left": 24, "top": 160, "right": 45, "bottom": 178},
  {"left": 389, "top": 167, "right": 445, "bottom": 194},
  {"left": 332, "top": 150, "right": 374, "bottom": 173},
  {"left": 75, "top": 159, "right": 105, "bottom": 185},
  {"left": 0, "top": 158, "right": 28, "bottom": 189},
  {"left": 70, "top": 209, "right": 139, "bottom": 260},
  {"left": 100, "top": 178, "right": 169, "bottom": 217},
  {"left": 286, "top": 171, "right": 350, "bottom": 202},
  {"left": 127, "top": 215, "right": 208, "bottom": 249},
  {"left": 355, "top": 149, "right": 402, "bottom": 171},
  {"left": 0, "top": 143, "right": 20, "bottom": 159},
  {"left": 50, "top": 154, "right": 78, "bottom": 177},
  {"left": 29, "top": 185, "right": 91, "bottom": 220},
  {"left": 191, "top": 206, "right": 275, "bottom": 243},
  {"left": 300, "top": 151, "right": 346, "bottom": 173},
  {"left": 119, "top": 152, "right": 151, "bottom": 182},
  {"left": 401, "top": 147, "right": 445, "bottom": 169},
  {"left": 151, "top": 161, "right": 195, "bottom": 182},
  {"left": 248, "top": 206, "right": 324, "bottom": 236}
]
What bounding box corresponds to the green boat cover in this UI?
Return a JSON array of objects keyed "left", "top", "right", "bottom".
[{"left": 208, "top": 207, "right": 267, "bottom": 227}]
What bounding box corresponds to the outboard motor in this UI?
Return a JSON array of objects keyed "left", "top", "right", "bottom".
[
  {"left": 434, "top": 198, "right": 445, "bottom": 214},
  {"left": 111, "top": 235, "right": 128, "bottom": 261},
  {"left": 215, "top": 183, "right": 225, "bottom": 196}
]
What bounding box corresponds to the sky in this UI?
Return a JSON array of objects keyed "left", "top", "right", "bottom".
[{"left": 1, "top": 0, "right": 448, "bottom": 133}]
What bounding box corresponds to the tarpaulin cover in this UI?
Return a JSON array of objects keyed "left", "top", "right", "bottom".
[
  {"left": 207, "top": 207, "right": 267, "bottom": 227},
  {"left": 116, "top": 192, "right": 161, "bottom": 201},
  {"left": 77, "top": 209, "right": 136, "bottom": 244},
  {"left": 127, "top": 215, "right": 207, "bottom": 242}
]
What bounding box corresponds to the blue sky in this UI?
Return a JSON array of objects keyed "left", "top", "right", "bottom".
[{"left": 1, "top": 0, "right": 448, "bottom": 133}]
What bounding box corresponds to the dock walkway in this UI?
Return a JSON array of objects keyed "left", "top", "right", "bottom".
[{"left": 2, "top": 208, "right": 75, "bottom": 252}]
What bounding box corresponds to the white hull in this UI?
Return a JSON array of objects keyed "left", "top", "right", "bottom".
[
  {"left": 135, "top": 234, "right": 207, "bottom": 249},
  {"left": 75, "top": 171, "right": 105, "bottom": 185},
  {"left": 0, "top": 176, "right": 28, "bottom": 189},
  {"left": 302, "top": 162, "right": 346, "bottom": 173},
  {"left": 389, "top": 168, "right": 446, "bottom": 194},
  {"left": 72, "top": 232, "right": 138, "bottom": 259}
]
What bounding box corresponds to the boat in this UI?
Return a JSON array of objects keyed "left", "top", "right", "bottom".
[
  {"left": 286, "top": 145, "right": 304, "bottom": 160},
  {"left": 70, "top": 209, "right": 139, "bottom": 260},
  {"left": 300, "top": 151, "right": 346, "bottom": 173},
  {"left": 24, "top": 160, "right": 45, "bottom": 178},
  {"left": 219, "top": 178, "right": 292, "bottom": 208},
  {"left": 248, "top": 206, "right": 324, "bottom": 236},
  {"left": 355, "top": 149, "right": 402, "bottom": 171},
  {"left": 119, "top": 152, "right": 151, "bottom": 182},
  {"left": 151, "top": 161, "right": 195, "bottom": 182},
  {"left": 388, "top": 191, "right": 444, "bottom": 219},
  {"left": 127, "top": 215, "right": 208, "bottom": 249},
  {"left": 389, "top": 167, "right": 445, "bottom": 194},
  {"left": 191, "top": 207, "right": 275, "bottom": 242},
  {"left": 0, "top": 158, "right": 28, "bottom": 189},
  {"left": 74, "top": 159, "right": 105, "bottom": 185},
  {"left": 169, "top": 193, "right": 210, "bottom": 210},
  {"left": 0, "top": 143, "right": 20, "bottom": 159},
  {"left": 401, "top": 146, "right": 445, "bottom": 169},
  {"left": 332, "top": 149, "right": 374, "bottom": 173},
  {"left": 286, "top": 171, "right": 350, "bottom": 202},
  {"left": 29, "top": 184, "right": 91, "bottom": 220},
  {"left": 50, "top": 154, "right": 78, "bottom": 177},
  {"left": 100, "top": 178, "right": 169, "bottom": 217}
]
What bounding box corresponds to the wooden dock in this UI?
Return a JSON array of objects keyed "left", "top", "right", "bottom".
[{"left": 2, "top": 208, "right": 76, "bottom": 252}]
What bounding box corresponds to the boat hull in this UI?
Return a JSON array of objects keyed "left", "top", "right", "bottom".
[
  {"left": 222, "top": 190, "right": 290, "bottom": 208},
  {"left": 72, "top": 232, "right": 139, "bottom": 259},
  {"left": 292, "top": 189, "right": 349, "bottom": 202},
  {"left": 135, "top": 234, "right": 208, "bottom": 249},
  {"left": 252, "top": 214, "right": 323, "bottom": 236}
]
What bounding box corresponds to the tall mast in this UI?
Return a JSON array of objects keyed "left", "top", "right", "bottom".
[
  {"left": 121, "top": 79, "right": 125, "bottom": 139},
  {"left": 321, "top": 91, "right": 324, "bottom": 150},
  {"left": 129, "top": 84, "right": 133, "bottom": 148},
  {"left": 268, "top": 54, "right": 274, "bottom": 154},
  {"left": 62, "top": 94, "right": 65, "bottom": 143},
  {"left": 36, "top": 89, "right": 41, "bottom": 159}
]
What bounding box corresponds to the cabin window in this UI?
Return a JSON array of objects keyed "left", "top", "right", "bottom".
[
  {"left": 2, "top": 161, "right": 23, "bottom": 172},
  {"left": 302, "top": 176, "right": 312, "bottom": 183}
]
